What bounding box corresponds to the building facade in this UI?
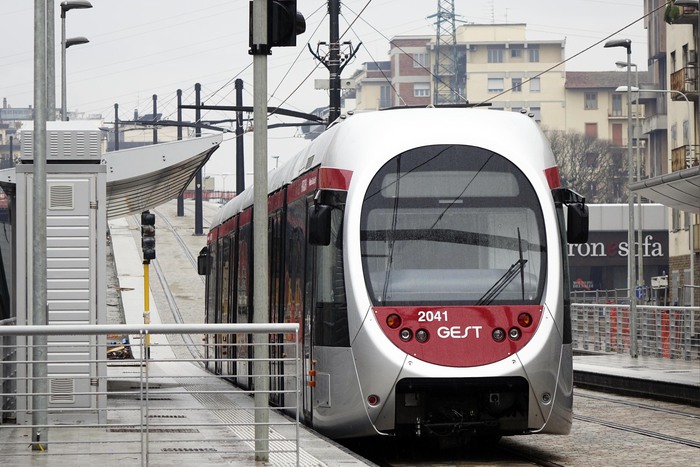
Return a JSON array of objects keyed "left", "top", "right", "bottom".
[
  {"left": 374, "top": 24, "right": 567, "bottom": 129},
  {"left": 642, "top": 0, "right": 698, "bottom": 306}
]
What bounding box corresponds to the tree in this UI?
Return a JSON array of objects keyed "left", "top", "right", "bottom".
[{"left": 544, "top": 129, "right": 626, "bottom": 204}]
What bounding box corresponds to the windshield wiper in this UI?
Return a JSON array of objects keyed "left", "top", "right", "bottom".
[
  {"left": 475, "top": 228, "right": 527, "bottom": 306},
  {"left": 475, "top": 258, "right": 527, "bottom": 306}
]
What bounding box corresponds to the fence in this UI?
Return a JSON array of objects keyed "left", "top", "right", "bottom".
[
  {"left": 572, "top": 285, "right": 699, "bottom": 307},
  {"left": 0, "top": 323, "right": 301, "bottom": 466},
  {"left": 571, "top": 303, "right": 700, "bottom": 360},
  {"left": 0, "top": 318, "right": 16, "bottom": 426}
]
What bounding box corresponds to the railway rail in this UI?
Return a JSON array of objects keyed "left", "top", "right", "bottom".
[{"left": 355, "top": 386, "right": 700, "bottom": 465}]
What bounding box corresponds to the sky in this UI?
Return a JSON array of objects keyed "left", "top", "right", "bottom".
[{"left": 2, "top": 0, "right": 650, "bottom": 190}]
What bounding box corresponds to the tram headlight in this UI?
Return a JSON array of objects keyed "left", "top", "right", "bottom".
[
  {"left": 517, "top": 312, "right": 533, "bottom": 327},
  {"left": 492, "top": 328, "right": 506, "bottom": 342},
  {"left": 415, "top": 329, "right": 429, "bottom": 343},
  {"left": 399, "top": 328, "right": 413, "bottom": 341},
  {"left": 508, "top": 327, "right": 521, "bottom": 340},
  {"left": 387, "top": 314, "right": 401, "bottom": 329}
]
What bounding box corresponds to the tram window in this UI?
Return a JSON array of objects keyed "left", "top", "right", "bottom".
[
  {"left": 361, "top": 144, "right": 546, "bottom": 306},
  {"left": 314, "top": 207, "right": 349, "bottom": 347},
  {"left": 206, "top": 242, "right": 218, "bottom": 324}
]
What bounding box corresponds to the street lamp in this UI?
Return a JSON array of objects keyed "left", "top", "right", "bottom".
[
  {"left": 60, "top": 1, "right": 92, "bottom": 121},
  {"left": 616, "top": 62, "right": 645, "bottom": 288},
  {"left": 605, "top": 38, "right": 638, "bottom": 358}
]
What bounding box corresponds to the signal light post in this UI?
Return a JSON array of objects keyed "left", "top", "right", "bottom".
[
  {"left": 141, "top": 211, "right": 156, "bottom": 359},
  {"left": 249, "top": 0, "right": 305, "bottom": 461}
]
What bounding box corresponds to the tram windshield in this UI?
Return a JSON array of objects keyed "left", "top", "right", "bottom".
[{"left": 360, "top": 144, "right": 547, "bottom": 306}]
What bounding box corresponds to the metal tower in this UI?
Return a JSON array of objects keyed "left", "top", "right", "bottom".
[{"left": 431, "top": 0, "right": 466, "bottom": 105}]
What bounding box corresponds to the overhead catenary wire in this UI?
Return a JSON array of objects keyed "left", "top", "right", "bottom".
[
  {"left": 340, "top": 11, "right": 406, "bottom": 107},
  {"left": 33, "top": 2, "right": 661, "bottom": 134}
]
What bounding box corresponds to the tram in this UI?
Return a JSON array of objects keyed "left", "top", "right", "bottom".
[{"left": 199, "top": 107, "right": 588, "bottom": 440}]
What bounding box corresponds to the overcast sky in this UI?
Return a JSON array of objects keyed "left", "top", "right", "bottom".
[{"left": 3, "top": 0, "right": 649, "bottom": 187}]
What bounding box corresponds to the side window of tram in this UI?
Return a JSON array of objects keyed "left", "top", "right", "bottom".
[
  {"left": 284, "top": 199, "right": 307, "bottom": 341},
  {"left": 237, "top": 224, "right": 252, "bottom": 324},
  {"left": 207, "top": 242, "right": 218, "bottom": 324},
  {"left": 313, "top": 208, "right": 350, "bottom": 347},
  {"left": 205, "top": 242, "right": 218, "bottom": 365},
  {"left": 213, "top": 237, "right": 230, "bottom": 371},
  {"left": 269, "top": 212, "right": 285, "bottom": 324},
  {"left": 219, "top": 238, "right": 231, "bottom": 326}
]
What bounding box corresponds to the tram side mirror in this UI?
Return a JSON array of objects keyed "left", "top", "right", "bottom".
[
  {"left": 308, "top": 204, "right": 332, "bottom": 246},
  {"left": 197, "top": 246, "right": 208, "bottom": 275},
  {"left": 567, "top": 203, "right": 589, "bottom": 244}
]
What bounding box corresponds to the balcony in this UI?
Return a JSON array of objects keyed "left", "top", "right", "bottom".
[
  {"left": 641, "top": 113, "right": 667, "bottom": 134},
  {"left": 670, "top": 66, "right": 698, "bottom": 101},
  {"left": 671, "top": 144, "right": 700, "bottom": 171},
  {"left": 608, "top": 104, "right": 644, "bottom": 119}
]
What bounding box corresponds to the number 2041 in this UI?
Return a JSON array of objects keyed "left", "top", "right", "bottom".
[{"left": 417, "top": 310, "right": 448, "bottom": 322}]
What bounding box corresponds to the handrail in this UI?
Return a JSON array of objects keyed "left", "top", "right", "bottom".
[{"left": 0, "top": 323, "right": 298, "bottom": 336}]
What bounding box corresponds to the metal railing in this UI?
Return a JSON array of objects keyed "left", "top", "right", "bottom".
[
  {"left": 571, "top": 303, "right": 700, "bottom": 360},
  {"left": 0, "top": 323, "right": 301, "bottom": 466},
  {"left": 573, "top": 285, "right": 699, "bottom": 308},
  {"left": 0, "top": 317, "right": 17, "bottom": 425}
]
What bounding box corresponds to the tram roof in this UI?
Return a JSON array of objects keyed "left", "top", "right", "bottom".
[
  {"left": 630, "top": 165, "right": 700, "bottom": 214},
  {"left": 0, "top": 133, "right": 222, "bottom": 219}
]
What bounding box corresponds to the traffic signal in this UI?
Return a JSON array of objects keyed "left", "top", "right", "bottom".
[
  {"left": 141, "top": 210, "right": 156, "bottom": 262},
  {"left": 270, "top": 0, "right": 305, "bottom": 47},
  {"left": 249, "top": 0, "right": 306, "bottom": 53}
]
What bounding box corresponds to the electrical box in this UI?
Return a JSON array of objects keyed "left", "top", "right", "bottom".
[
  {"left": 20, "top": 121, "right": 102, "bottom": 163},
  {"left": 14, "top": 125, "right": 107, "bottom": 424}
]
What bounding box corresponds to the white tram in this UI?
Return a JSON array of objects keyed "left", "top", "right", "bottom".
[{"left": 200, "top": 107, "right": 589, "bottom": 441}]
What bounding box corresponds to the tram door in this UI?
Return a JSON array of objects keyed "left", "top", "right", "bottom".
[
  {"left": 225, "top": 227, "right": 238, "bottom": 377},
  {"left": 268, "top": 203, "right": 286, "bottom": 407},
  {"left": 285, "top": 194, "right": 312, "bottom": 423},
  {"left": 216, "top": 236, "right": 232, "bottom": 376},
  {"left": 235, "top": 213, "right": 253, "bottom": 389},
  {"left": 204, "top": 240, "right": 219, "bottom": 373}
]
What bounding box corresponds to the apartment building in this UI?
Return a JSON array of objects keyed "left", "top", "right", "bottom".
[
  {"left": 636, "top": 0, "right": 698, "bottom": 306},
  {"left": 372, "top": 24, "right": 567, "bottom": 128}
]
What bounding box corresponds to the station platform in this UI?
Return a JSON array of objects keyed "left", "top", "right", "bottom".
[
  {"left": 573, "top": 351, "right": 699, "bottom": 406},
  {"left": 104, "top": 200, "right": 373, "bottom": 466},
  {"left": 1, "top": 199, "right": 372, "bottom": 466}
]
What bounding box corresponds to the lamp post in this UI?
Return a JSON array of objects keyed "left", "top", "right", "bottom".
[
  {"left": 605, "top": 38, "right": 638, "bottom": 357},
  {"left": 616, "top": 61, "right": 644, "bottom": 289},
  {"left": 60, "top": 1, "right": 92, "bottom": 121}
]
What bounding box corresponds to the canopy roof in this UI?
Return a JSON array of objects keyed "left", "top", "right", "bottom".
[{"left": 630, "top": 166, "right": 700, "bottom": 214}]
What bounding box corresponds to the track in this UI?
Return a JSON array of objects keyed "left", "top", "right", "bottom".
[
  {"left": 154, "top": 207, "right": 205, "bottom": 284},
  {"left": 130, "top": 203, "right": 218, "bottom": 362},
  {"left": 354, "top": 386, "right": 700, "bottom": 466},
  {"left": 572, "top": 390, "right": 700, "bottom": 449},
  {"left": 574, "top": 413, "right": 700, "bottom": 449},
  {"left": 576, "top": 391, "right": 700, "bottom": 420}
]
